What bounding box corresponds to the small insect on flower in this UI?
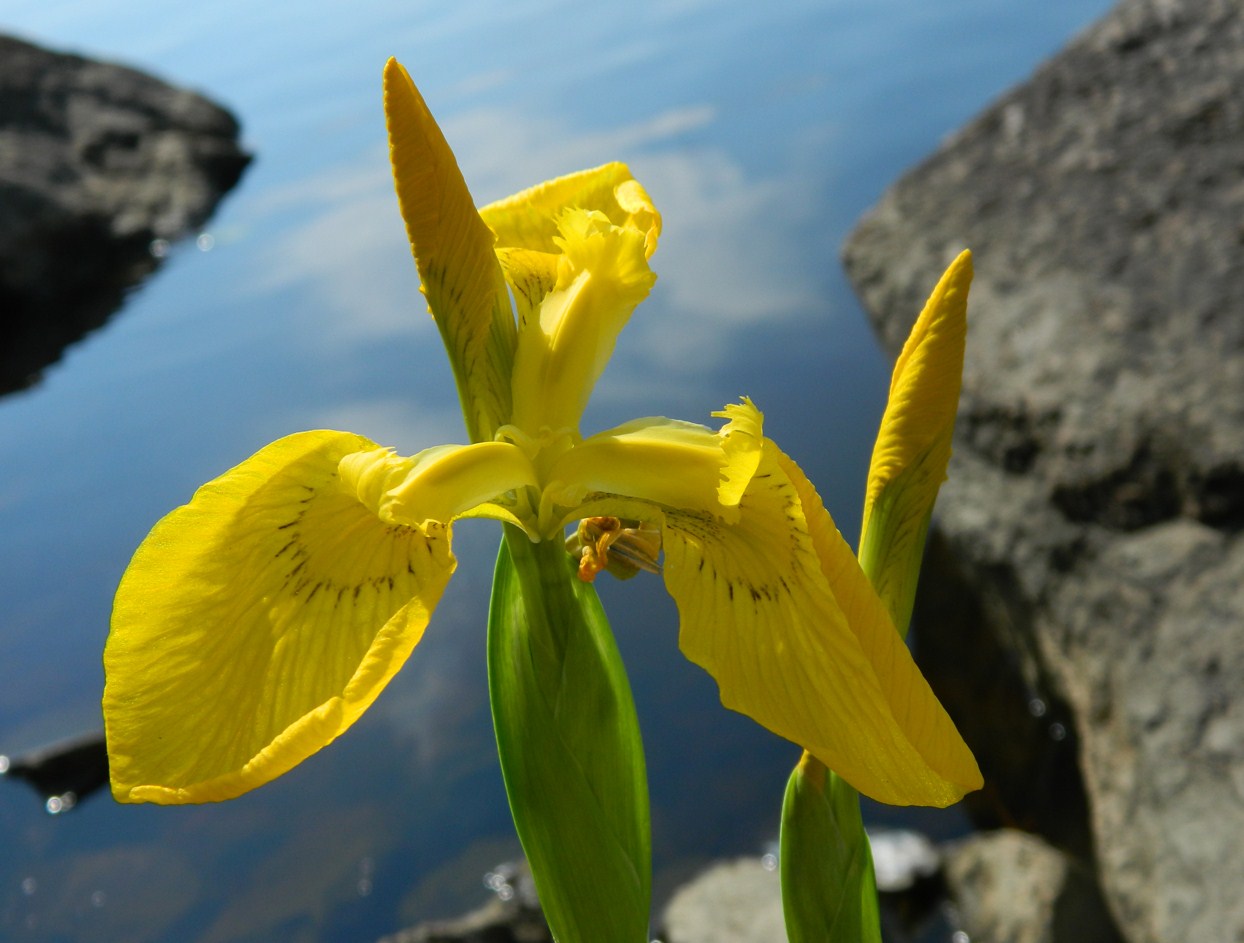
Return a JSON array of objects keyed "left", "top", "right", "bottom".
[{"left": 566, "top": 517, "right": 662, "bottom": 582}]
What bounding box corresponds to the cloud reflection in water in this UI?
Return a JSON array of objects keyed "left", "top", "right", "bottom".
[{"left": 245, "top": 96, "right": 823, "bottom": 401}]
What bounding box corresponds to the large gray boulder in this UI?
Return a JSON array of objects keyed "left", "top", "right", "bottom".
[
  {"left": 842, "top": 1, "right": 1244, "bottom": 941},
  {"left": 0, "top": 34, "right": 249, "bottom": 392}
]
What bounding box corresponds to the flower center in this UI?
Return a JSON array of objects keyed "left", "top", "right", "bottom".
[
  {"left": 493, "top": 422, "right": 585, "bottom": 537},
  {"left": 565, "top": 517, "right": 662, "bottom": 583}
]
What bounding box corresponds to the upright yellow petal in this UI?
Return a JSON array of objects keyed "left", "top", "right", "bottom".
[
  {"left": 494, "top": 246, "right": 559, "bottom": 334},
  {"left": 484, "top": 165, "right": 661, "bottom": 341},
  {"left": 383, "top": 58, "right": 515, "bottom": 442},
  {"left": 859, "top": 250, "right": 971, "bottom": 632},
  {"left": 104, "top": 431, "right": 456, "bottom": 804},
  {"left": 509, "top": 209, "right": 656, "bottom": 434},
  {"left": 480, "top": 163, "right": 662, "bottom": 259},
  {"left": 663, "top": 438, "right": 981, "bottom": 807}
]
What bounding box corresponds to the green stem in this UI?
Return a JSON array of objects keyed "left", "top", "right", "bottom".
[{"left": 488, "top": 525, "right": 651, "bottom": 943}]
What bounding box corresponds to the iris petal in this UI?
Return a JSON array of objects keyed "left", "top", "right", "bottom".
[
  {"left": 509, "top": 210, "right": 656, "bottom": 434},
  {"left": 480, "top": 163, "right": 661, "bottom": 259},
  {"left": 777, "top": 445, "right": 982, "bottom": 802},
  {"left": 494, "top": 247, "right": 559, "bottom": 333},
  {"left": 104, "top": 431, "right": 456, "bottom": 803},
  {"left": 383, "top": 58, "right": 515, "bottom": 442},
  {"left": 547, "top": 401, "right": 764, "bottom": 534},
  {"left": 547, "top": 416, "right": 726, "bottom": 519},
  {"left": 340, "top": 440, "right": 538, "bottom": 530},
  {"left": 663, "top": 440, "right": 982, "bottom": 808}
]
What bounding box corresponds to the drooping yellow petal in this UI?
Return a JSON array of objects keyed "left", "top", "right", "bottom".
[
  {"left": 104, "top": 431, "right": 456, "bottom": 804},
  {"left": 509, "top": 209, "right": 656, "bottom": 434},
  {"left": 663, "top": 438, "right": 982, "bottom": 808},
  {"left": 383, "top": 58, "right": 515, "bottom": 442},
  {"left": 859, "top": 250, "right": 971, "bottom": 632},
  {"left": 480, "top": 163, "right": 662, "bottom": 259},
  {"left": 777, "top": 445, "right": 982, "bottom": 803}
]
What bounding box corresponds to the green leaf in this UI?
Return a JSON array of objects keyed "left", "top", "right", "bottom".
[
  {"left": 780, "top": 754, "right": 882, "bottom": 943},
  {"left": 488, "top": 525, "right": 651, "bottom": 943}
]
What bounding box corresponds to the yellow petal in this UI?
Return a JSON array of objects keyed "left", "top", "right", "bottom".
[
  {"left": 483, "top": 167, "right": 661, "bottom": 386},
  {"left": 713, "top": 398, "right": 765, "bottom": 507},
  {"left": 547, "top": 417, "right": 728, "bottom": 522},
  {"left": 780, "top": 445, "right": 982, "bottom": 802},
  {"left": 859, "top": 250, "right": 971, "bottom": 631},
  {"left": 545, "top": 401, "right": 764, "bottom": 534},
  {"left": 509, "top": 209, "right": 656, "bottom": 434},
  {"left": 383, "top": 58, "right": 515, "bottom": 442},
  {"left": 480, "top": 163, "right": 662, "bottom": 259},
  {"left": 494, "top": 246, "right": 559, "bottom": 334},
  {"left": 340, "top": 440, "right": 538, "bottom": 530},
  {"left": 663, "top": 440, "right": 982, "bottom": 807},
  {"left": 104, "top": 431, "right": 456, "bottom": 804}
]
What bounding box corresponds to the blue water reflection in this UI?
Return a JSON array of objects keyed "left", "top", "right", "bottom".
[{"left": 1, "top": 0, "right": 1111, "bottom": 939}]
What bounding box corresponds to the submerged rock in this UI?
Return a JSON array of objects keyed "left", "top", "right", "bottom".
[
  {"left": 0, "top": 33, "right": 250, "bottom": 393},
  {"left": 843, "top": 1, "right": 1244, "bottom": 941}
]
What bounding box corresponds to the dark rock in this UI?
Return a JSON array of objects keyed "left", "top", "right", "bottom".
[
  {"left": 842, "top": 1, "right": 1244, "bottom": 941},
  {"left": 0, "top": 729, "right": 108, "bottom": 812},
  {"left": 0, "top": 33, "right": 250, "bottom": 393},
  {"left": 943, "top": 830, "right": 1123, "bottom": 943},
  {"left": 913, "top": 529, "right": 1095, "bottom": 859}
]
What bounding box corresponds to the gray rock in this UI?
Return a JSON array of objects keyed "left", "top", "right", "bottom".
[
  {"left": 944, "top": 830, "right": 1122, "bottom": 943},
  {"left": 842, "top": 1, "right": 1244, "bottom": 941},
  {"left": 0, "top": 33, "right": 249, "bottom": 392},
  {"left": 658, "top": 858, "right": 783, "bottom": 943}
]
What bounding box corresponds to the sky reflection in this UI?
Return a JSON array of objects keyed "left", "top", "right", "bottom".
[{"left": 245, "top": 91, "right": 820, "bottom": 386}]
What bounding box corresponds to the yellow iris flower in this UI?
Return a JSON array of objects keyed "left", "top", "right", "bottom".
[{"left": 102, "top": 59, "right": 981, "bottom": 809}]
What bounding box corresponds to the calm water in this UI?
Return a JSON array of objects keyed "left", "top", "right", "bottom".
[{"left": 0, "top": 1, "right": 1110, "bottom": 939}]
